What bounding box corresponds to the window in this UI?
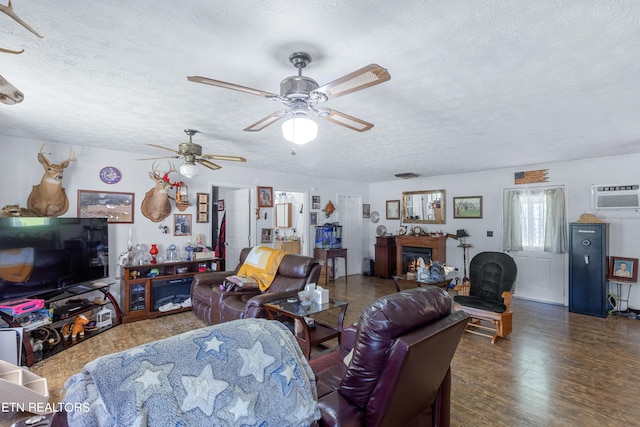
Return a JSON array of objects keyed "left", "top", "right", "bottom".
[
  {"left": 520, "top": 190, "right": 546, "bottom": 250},
  {"left": 503, "top": 186, "right": 567, "bottom": 254}
]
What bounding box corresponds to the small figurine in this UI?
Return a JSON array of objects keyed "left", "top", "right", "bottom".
[{"left": 61, "top": 314, "right": 90, "bottom": 340}]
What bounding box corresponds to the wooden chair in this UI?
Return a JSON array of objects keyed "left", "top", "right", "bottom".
[{"left": 453, "top": 252, "right": 517, "bottom": 344}]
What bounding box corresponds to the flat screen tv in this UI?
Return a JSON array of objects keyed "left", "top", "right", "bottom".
[{"left": 0, "top": 217, "right": 109, "bottom": 302}]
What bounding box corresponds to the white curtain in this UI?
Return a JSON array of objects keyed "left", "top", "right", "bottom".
[
  {"left": 502, "top": 186, "right": 567, "bottom": 253},
  {"left": 543, "top": 187, "right": 568, "bottom": 253},
  {"left": 502, "top": 189, "right": 523, "bottom": 251}
]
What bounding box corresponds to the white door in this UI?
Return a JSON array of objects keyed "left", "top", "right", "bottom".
[
  {"left": 510, "top": 251, "right": 566, "bottom": 305},
  {"left": 337, "top": 194, "right": 363, "bottom": 277},
  {"left": 503, "top": 185, "right": 567, "bottom": 305},
  {"left": 225, "top": 188, "right": 251, "bottom": 269}
]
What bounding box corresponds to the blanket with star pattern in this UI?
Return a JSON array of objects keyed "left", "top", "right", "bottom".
[{"left": 63, "top": 318, "right": 320, "bottom": 426}]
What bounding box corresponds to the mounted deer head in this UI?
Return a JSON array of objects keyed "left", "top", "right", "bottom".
[
  {"left": 0, "top": 0, "right": 44, "bottom": 104},
  {"left": 141, "top": 161, "right": 178, "bottom": 223},
  {"left": 27, "top": 144, "right": 76, "bottom": 217}
]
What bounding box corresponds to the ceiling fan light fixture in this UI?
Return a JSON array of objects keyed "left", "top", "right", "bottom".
[
  {"left": 282, "top": 115, "right": 318, "bottom": 145},
  {"left": 180, "top": 162, "right": 199, "bottom": 178}
]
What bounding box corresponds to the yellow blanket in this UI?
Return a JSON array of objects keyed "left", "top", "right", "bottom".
[
  {"left": 0, "top": 247, "right": 34, "bottom": 282},
  {"left": 237, "top": 246, "right": 287, "bottom": 291}
]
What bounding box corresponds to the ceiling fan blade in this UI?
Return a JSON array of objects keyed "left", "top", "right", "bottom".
[
  {"left": 314, "top": 64, "right": 390, "bottom": 100},
  {"left": 147, "top": 143, "right": 179, "bottom": 154},
  {"left": 197, "top": 158, "right": 222, "bottom": 170},
  {"left": 200, "top": 154, "right": 247, "bottom": 163},
  {"left": 320, "top": 108, "right": 374, "bottom": 132},
  {"left": 187, "top": 76, "right": 278, "bottom": 98},
  {"left": 243, "top": 110, "right": 287, "bottom": 132},
  {"left": 136, "top": 155, "right": 181, "bottom": 160}
]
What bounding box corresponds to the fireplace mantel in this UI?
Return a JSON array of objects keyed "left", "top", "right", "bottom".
[{"left": 395, "top": 235, "right": 448, "bottom": 273}]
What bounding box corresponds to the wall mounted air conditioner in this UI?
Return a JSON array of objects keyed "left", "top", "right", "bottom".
[{"left": 591, "top": 184, "right": 640, "bottom": 209}]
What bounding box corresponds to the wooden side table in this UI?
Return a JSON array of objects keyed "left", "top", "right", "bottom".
[
  {"left": 314, "top": 248, "right": 348, "bottom": 284},
  {"left": 265, "top": 298, "right": 348, "bottom": 359}
]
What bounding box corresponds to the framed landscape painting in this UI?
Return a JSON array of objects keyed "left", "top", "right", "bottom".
[
  {"left": 453, "top": 196, "right": 483, "bottom": 219},
  {"left": 77, "top": 190, "right": 134, "bottom": 223}
]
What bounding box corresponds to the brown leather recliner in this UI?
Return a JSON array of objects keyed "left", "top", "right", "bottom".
[
  {"left": 309, "top": 287, "right": 469, "bottom": 427},
  {"left": 190, "top": 247, "right": 321, "bottom": 325}
]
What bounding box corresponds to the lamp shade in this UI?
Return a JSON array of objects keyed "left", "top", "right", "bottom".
[
  {"left": 180, "top": 163, "right": 199, "bottom": 178},
  {"left": 456, "top": 229, "right": 470, "bottom": 238},
  {"left": 282, "top": 116, "right": 318, "bottom": 145}
]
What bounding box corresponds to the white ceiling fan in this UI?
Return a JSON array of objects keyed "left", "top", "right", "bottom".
[
  {"left": 142, "top": 129, "right": 246, "bottom": 178},
  {"left": 187, "top": 52, "right": 391, "bottom": 144}
]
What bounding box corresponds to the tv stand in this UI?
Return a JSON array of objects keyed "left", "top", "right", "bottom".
[
  {"left": 0, "top": 282, "right": 122, "bottom": 367},
  {"left": 120, "top": 258, "right": 220, "bottom": 323}
]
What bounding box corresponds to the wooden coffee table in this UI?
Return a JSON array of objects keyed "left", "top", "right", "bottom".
[
  {"left": 391, "top": 275, "right": 452, "bottom": 292},
  {"left": 264, "top": 297, "right": 348, "bottom": 359}
]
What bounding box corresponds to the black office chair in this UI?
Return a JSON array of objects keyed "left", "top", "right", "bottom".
[{"left": 453, "top": 252, "right": 517, "bottom": 344}]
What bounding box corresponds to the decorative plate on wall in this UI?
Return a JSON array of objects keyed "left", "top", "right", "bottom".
[
  {"left": 376, "top": 225, "right": 387, "bottom": 237},
  {"left": 99, "top": 166, "right": 122, "bottom": 184}
]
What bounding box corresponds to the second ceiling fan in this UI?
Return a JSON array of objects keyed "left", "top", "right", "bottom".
[{"left": 187, "top": 52, "right": 390, "bottom": 142}]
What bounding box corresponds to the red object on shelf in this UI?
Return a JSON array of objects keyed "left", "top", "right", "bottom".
[{"left": 150, "top": 244, "right": 159, "bottom": 264}]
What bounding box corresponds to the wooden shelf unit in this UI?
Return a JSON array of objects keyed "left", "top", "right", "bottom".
[{"left": 120, "top": 258, "right": 220, "bottom": 323}]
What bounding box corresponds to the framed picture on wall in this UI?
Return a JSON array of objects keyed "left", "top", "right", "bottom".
[
  {"left": 609, "top": 256, "right": 638, "bottom": 282},
  {"left": 77, "top": 190, "right": 134, "bottom": 223},
  {"left": 258, "top": 186, "right": 274, "bottom": 208},
  {"left": 174, "top": 214, "right": 192, "bottom": 236},
  {"left": 362, "top": 203, "right": 371, "bottom": 218},
  {"left": 196, "top": 192, "right": 209, "bottom": 223},
  {"left": 261, "top": 228, "right": 273, "bottom": 243},
  {"left": 312, "top": 195, "right": 321, "bottom": 210},
  {"left": 310, "top": 212, "right": 318, "bottom": 225},
  {"left": 453, "top": 196, "right": 483, "bottom": 219},
  {"left": 198, "top": 193, "right": 209, "bottom": 204},
  {"left": 386, "top": 200, "right": 400, "bottom": 220},
  {"left": 217, "top": 199, "right": 225, "bottom": 211}
]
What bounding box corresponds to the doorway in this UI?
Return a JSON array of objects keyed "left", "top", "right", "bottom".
[
  {"left": 336, "top": 194, "right": 363, "bottom": 277},
  {"left": 273, "top": 190, "right": 307, "bottom": 255},
  {"left": 212, "top": 184, "right": 254, "bottom": 270}
]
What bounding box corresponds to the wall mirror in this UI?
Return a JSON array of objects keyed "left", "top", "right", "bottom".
[
  {"left": 275, "top": 203, "right": 292, "bottom": 228},
  {"left": 402, "top": 190, "right": 446, "bottom": 224}
]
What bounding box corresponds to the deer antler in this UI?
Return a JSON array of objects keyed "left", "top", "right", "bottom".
[
  {"left": 151, "top": 161, "right": 178, "bottom": 181},
  {"left": 0, "top": 46, "right": 23, "bottom": 55},
  {"left": 0, "top": 1, "right": 44, "bottom": 38}
]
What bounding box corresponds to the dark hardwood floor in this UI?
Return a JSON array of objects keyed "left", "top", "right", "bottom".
[{"left": 4, "top": 274, "right": 640, "bottom": 426}]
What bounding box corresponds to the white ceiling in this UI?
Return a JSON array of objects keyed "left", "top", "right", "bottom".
[{"left": 1, "top": 1, "right": 640, "bottom": 183}]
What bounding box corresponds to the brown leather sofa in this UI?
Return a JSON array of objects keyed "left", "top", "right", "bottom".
[
  {"left": 191, "top": 247, "right": 321, "bottom": 325},
  {"left": 308, "top": 287, "right": 469, "bottom": 427}
]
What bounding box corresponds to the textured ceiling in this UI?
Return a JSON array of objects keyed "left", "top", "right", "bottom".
[{"left": 1, "top": 1, "right": 640, "bottom": 183}]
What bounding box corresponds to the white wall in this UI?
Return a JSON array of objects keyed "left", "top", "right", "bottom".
[{"left": 367, "top": 153, "right": 640, "bottom": 308}]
